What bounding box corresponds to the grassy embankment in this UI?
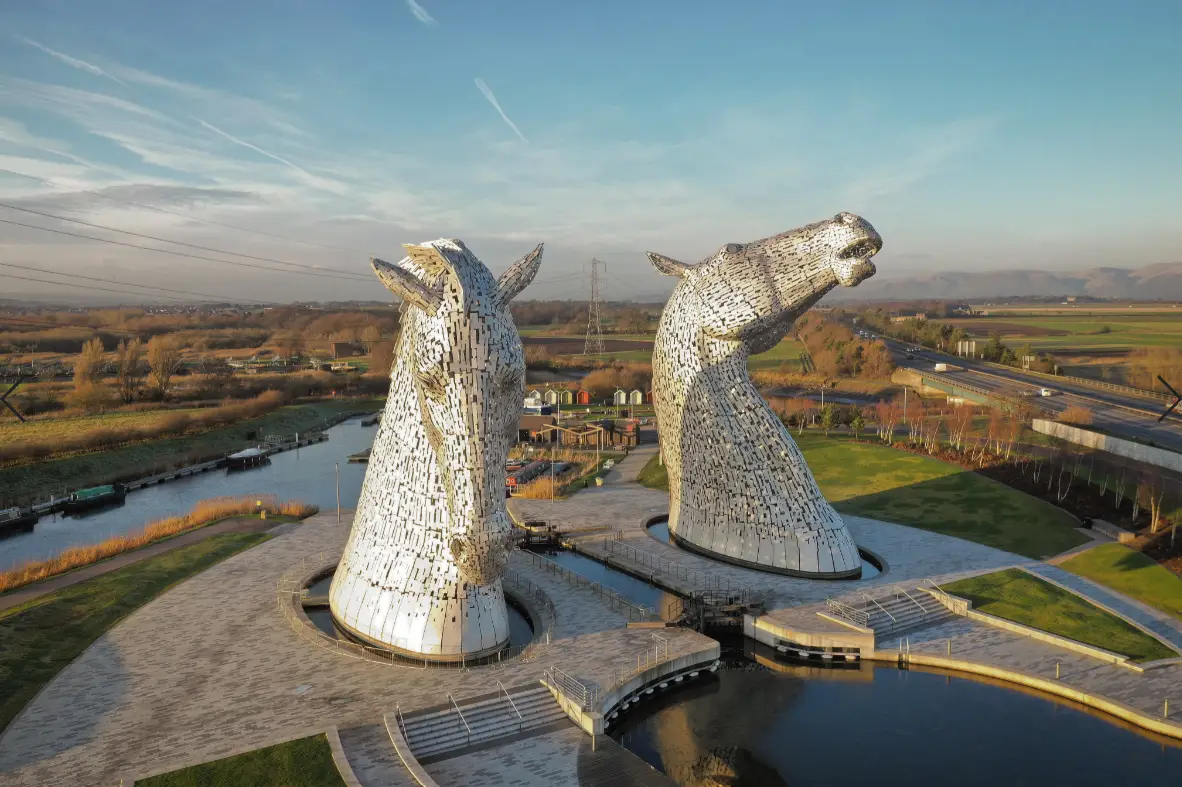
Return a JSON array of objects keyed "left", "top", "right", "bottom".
[
  {"left": 0, "top": 532, "right": 270, "bottom": 734},
  {"left": 0, "top": 399, "right": 382, "bottom": 504},
  {"left": 136, "top": 734, "right": 346, "bottom": 787},
  {"left": 636, "top": 432, "right": 1085, "bottom": 559},
  {"left": 1059, "top": 543, "right": 1182, "bottom": 622},
  {"left": 0, "top": 495, "right": 316, "bottom": 594},
  {"left": 941, "top": 568, "right": 1177, "bottom": 662}
]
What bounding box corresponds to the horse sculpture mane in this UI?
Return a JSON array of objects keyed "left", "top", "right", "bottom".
[
  {"left": 648, "top": 212, "right": 882, "bottom": 578},
  {"left": 330, "top": 238, "right": 542, "bottom": 660}
]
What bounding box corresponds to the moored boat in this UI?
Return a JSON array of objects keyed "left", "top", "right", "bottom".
[
  {"left": 224, "top": 447, "right": 269, "bottom": 470},
  {"left": 60, "top": 484, "right": 127, "bottom": 515},
  {"left": 0, "top": 507, "right": 39, "bottom": 539}
]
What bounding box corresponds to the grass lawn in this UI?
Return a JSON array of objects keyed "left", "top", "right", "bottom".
[
  {"left": 636, "top": 433, "right": 1086, "bottom": 558},
  {"left": 0, "top": 399, "right": 381, "bottom": 505},
  {"left": 941, "top": 568, "right": 1177, "bottom": 662},
  {"left": 0, "top": 531, "right": 269, "bottom": 734},
  {"left": 747, "top": 337, "right": 807, "bottom": 371},
  {"left": 0, "top": 407, "right": 212, "bottom": 444},
  {"left": 1059, "top": 543, "right": 1182, "bottom": 622},
  {"left": 137, "top": 734, "right": 345, "bottom": 787}
]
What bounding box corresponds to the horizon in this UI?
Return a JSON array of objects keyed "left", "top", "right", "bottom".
[{"left": 2, "top": 0, "right": 1181, "bottom": 304}]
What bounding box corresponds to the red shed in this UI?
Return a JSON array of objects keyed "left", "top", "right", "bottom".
[{"left": 576, "top": 389, "right": 592, "bottom": 405}]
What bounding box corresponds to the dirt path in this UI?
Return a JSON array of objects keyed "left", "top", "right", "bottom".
[{"left": 0, "top": 517, "right": 290, "bottom": 614}]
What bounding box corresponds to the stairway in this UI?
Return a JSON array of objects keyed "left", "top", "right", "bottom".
[
  {"left": 400, "top": 684, "right": 570, "bottom": 762},
  {"left": 861, "top": 588, "right": 952, "bottom": 639}
]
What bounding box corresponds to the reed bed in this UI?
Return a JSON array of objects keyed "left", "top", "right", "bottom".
[{"left": 0, "top": 495, "right": 318, "bottom": 594}]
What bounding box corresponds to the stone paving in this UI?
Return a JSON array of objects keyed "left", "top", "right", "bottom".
[
  {"left": 0, "top": 512, "right": 711, "bottom": 786},
  {"left": 337, "top": 723, "right": 416, "bottom": 787},
  {"left": 424, "top": 725, "right": 674, "bottom": 787},
  {"left": 1021, "top": 563, "right": 1182, "bottom": 653},
  {"left": 903, "top": 616, "right": 1182, "bottom": 724}
]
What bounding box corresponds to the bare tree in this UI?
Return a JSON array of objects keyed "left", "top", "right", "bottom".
[
  {"left": 368, "top": 340, "right": 395, "bottom": 377},
  {"left": 74, "top": 336, "right": 105, "bottom": 384},
  {"left": 114, "top": 337, "right": 144, "bottom": 403},
  {"left": 360, "top": 324, "right": 382, "bottom": 350},
  {"left": 147, "top": 335, "right": 182, "bottom": 398},
  {"left": 947, "top": 404, "right": 974, "bottom": 452}
]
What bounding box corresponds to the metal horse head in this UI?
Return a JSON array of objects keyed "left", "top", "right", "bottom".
[{"left": 372, "top": 239, "right": 542, "bottom": 583}]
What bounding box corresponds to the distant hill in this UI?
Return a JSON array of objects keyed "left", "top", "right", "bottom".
[{"left": 825, "top": 262, "right": 1182, "bottom": 302}]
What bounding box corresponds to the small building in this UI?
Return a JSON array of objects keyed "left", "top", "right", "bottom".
[
  {"left": 518, "top": 414, "right": 556, "bottom": 442},
  {"left": 646, "top": 389, "right": 654, "bottom": 404},
  {"left": 527, "top": 389, "right": 542, "bottom": 401},
  {"left": 330, "top": 341, "right": 364, "bottom": 359},
  {"left": 612, "top": 389, "right": 627, "bottom": 406},
  {"left": 538, "top": 422, "right": 604, "bottom": 448},
  {"left": 601, "top": 418, "right": 639, "bottom": 447},
  {"left": 628, "top": 389, "right": 644, "bottom": 406},
  {"left": 576, "top": 389, "right": 592, "bottom": 405},
  {"left": 560, "top": 389, "right": 574, "bottom": 405},
  {"left": 543, "top": 389, "right": 560, "bottom": 406}
]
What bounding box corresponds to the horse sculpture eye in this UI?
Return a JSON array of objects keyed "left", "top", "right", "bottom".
[{"left": 416, "top": 367, "right": 449, "bottom": 399}]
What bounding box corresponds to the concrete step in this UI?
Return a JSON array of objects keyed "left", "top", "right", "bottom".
[{"left": 402, "top": 686, "right": 566, "bottom": 759}]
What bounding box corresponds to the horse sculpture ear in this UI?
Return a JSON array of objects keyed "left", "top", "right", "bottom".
[
  {"left": 494, "top": 243, "right": 544, "bottom": 308},
  {"left": 371, "top": 257, "right": 442, "bottom": 315},
  {"left": 647, "top": 251, "right": 693, "bottom": 278}
]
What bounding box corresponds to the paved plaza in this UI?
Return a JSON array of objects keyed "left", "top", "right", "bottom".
[
  {"left": 2, "top": 445, "right": 1181, "bottom": 785},
  {"left": 0, "top": 511, "right": 711, "bottom": 786}
]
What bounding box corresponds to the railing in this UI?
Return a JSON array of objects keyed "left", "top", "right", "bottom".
[
  {"left": 448, "top": 694, "right": 472, "bottom": 747},
  {"left": 602, "top": 538, "right": 738, "bottom": 592},
  {"left": 513, "top": 549, "right": 657, "bottom": 622},
  {"left": 825, "top": 598, "right": 869, "bottom": 627},
  {"left": 543, "top": 665, "right": 599, "bottom": 711},
  {"left": 613, "top": 632, "right": 673, "bottom": 685},
  {"left": 276, "top": 553, "right": 559, "bottom": 670},
  {"left": 923, "top": 578, "right": 955, "bottom": 606},
  {"left": 893, "top": 585, "right": 927, "bottom": 616},
  {"left": 497, "top": 680, "right": 524, "bottom": 732},
  {"left": 862, "top": 593, "right": 897, "bottom": 623},
  {"left": 978, "top": 361, "right": 1171, "bottom": 402}
]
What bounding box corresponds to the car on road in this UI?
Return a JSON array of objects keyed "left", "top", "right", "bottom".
[
  {"left": 1039, "top": 388, "right": 1057, "bottom": 397},
  {"left": 905, "top": 353, "right": 915, "bottom": 360}
]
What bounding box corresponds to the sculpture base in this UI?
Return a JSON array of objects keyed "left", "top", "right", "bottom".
[
  {"left": 668, "top": 528, "right": 863, "bottom": 580},
  {"left": 330, "top": 613, "right": 510, "bottom": 664}
]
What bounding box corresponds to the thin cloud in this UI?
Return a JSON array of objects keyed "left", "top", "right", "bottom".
[
  {"left": 406, "top": 0, "right": 438, "bottom": 26},
  {"left": 17, "top": 37, "right": 130, "bottom": 88},
  {"left": 474, "top": 78, "right": 528, "bottom": 143}
]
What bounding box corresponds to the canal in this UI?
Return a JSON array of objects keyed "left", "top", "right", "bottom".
[
  {"left": 0, "top": 417, "right": 376, "bottom": 571},
  {"left": 611, "top": 641, "right": 1182, "bottom": 787}
]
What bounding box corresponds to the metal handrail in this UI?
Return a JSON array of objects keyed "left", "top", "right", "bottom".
[
  {"left": 448, "top": 694, "right": 472, "bottom": 746},
  {"left": 861, "top": 593, "right": 897, "bottom": 623},
  {"left": 893, "top": 585, "right": 926, "bottom": 616},
  {"left": 923, "top": 578, "right": 955, "bottom": 605},
  {"left": 825, "top": 598, "right": 869, "bottom": 627},
  {"left": 497, "top": 680, "right": 524, "bottom": 732},
  {"left": 544, "top": 665, "right": 598, "bottom": 711},
  {"left": 515, "top": 549, "right": 656, "bottom": 621},
  {"left": 602, "top": 538, "right": 735, "bottom": 592}
]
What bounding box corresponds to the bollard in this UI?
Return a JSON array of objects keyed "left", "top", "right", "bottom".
[
  {"left": 1166, "top": 699, "right": 1170, "bottom": 719},
  {"left": 947, "top": 639, "right": 952, "bottom": 655},
  {"left": 1055, "top": 662, "right": 1060, "bottom": 680}
]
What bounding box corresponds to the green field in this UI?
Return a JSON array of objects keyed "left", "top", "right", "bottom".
[
  {"left": 942, "top": 568, "right": 1177, "bottom": 662},
  {"left": 137, "top": 734, "right": 345, "bottom": 787},
  {"left": 1059, "top": 543, "right": 1182, "bottom": 622},
  {"left": 0, "top": 531, "right": 269, "bottom": 734},
  {"left": 637, "top": 433, "right": 1085, "bottom": 558},
  {"left": 747, "top": 338, "right": 808, "bottom": 370},
  {"left": 0, "top": 407, "right": 214, "bottom": 445},
  {"left": 951, "top": 314, "right": 1182, "bottom": 352},
  {"left": 0, "top": 399, "right": 382, "bottom": 505}
]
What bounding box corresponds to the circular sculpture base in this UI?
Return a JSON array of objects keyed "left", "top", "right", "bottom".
[
  {"left": 668, "top": 528, "right": 863, "bottom": 580},
  {"left": 329, "top": 612, "right": 510, "bottom": 664}
]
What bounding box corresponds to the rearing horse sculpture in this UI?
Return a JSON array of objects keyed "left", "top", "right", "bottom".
[
  {"left": 648, "top": 212, "right": 882, "bottom": 578},
  {"left": 330, "top": 238, "right": 542, "bottom": 660}
]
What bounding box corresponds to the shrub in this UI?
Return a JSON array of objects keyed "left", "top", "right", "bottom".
[{"left": 0, "top": 495, "right": 318, "bottom": 593}]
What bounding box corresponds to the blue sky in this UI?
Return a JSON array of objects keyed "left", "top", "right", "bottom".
[{"left": 1, "top": 0, "right": 1180, "bottom": 303}]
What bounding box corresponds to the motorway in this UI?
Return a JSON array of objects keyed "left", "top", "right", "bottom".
[{"left": 868, "top": 333, "right": 1182, "bottom": 454}]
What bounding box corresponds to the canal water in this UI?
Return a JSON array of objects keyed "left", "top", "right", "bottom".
[
  {"left": 0, "top": 417, "right": 377, "bottom": 571},
  {"left": 611, "top": 642, "right": 1182, "bottom": 786}
]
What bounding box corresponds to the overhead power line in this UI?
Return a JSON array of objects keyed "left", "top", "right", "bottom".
[
  {"left": 0, "top": 271, "right": 212, "bottom": 302},
  {"left": 0, "top": 218, "right": 377, "bottom": 283},
  {"left": 0, "top": 166, "right": 371, "bottom": 255},
  {"left": 0, "top": 261, "right": 255, "bottom": 303},
  {"left": 0, "top": 202, "right": 372, "bottom": 280}
]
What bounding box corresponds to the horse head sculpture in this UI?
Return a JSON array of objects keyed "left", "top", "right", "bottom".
[
  {"left": 330, "top": 239, "right": 542, "bottom": 660},
  {"left": 647, "top": 213, "right": 882, "bottom": 577}
]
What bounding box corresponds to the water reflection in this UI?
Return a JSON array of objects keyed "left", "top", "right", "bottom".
[
  {"left": 612, "top": 643, "right": 1182, "bottom": 787},
  {"left": 539, "top": 549, "right": 680, "bottom": 617},
  {"left": 0, "top": 418, "right": 377, "bottom": 570}
]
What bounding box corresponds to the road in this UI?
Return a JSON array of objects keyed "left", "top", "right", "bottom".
[{"left": 866, "top": 333, "right": 1182, "bottom": 453}]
